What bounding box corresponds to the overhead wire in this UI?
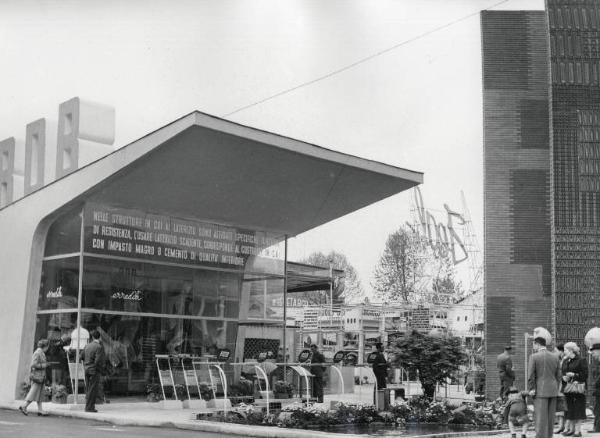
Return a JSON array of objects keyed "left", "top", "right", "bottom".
[{"left": 221, "top": 0, "right": 511, "bottom": 119}]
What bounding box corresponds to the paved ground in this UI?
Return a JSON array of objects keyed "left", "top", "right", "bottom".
[
  {"left": 0, "top": 408, "right": 227, "bottom": 438},
  {"left": 0, "top": 390, "right": 596, "bottom": 438}
]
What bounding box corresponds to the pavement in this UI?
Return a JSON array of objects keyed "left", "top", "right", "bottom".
[{"left": 1, "top": 394, "right": 596, "bottom": 438}]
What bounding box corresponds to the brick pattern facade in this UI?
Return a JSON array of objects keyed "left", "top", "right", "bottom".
[
  {"left": 547, "top": 0, "right": 600, "bottom": 346},
  {"left": 481, "top": 11, "right": 552, "bottom": 399}
]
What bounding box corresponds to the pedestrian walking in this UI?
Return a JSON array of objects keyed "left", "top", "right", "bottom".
[
  {"left": 528, "top": 327, "right": 561, "bottom": 438},
  {"left": 19, "top": 339, "right": 50, "bottom": 416},
  {"left": 561, "top": 342, "right": 587, "bottom": 437}
]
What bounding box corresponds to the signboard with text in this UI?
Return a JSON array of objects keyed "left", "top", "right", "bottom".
[{"left": 83, "top": 203, "right": 283, "bottom": 274}]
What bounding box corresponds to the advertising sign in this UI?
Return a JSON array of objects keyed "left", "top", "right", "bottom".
[
  {"left": 83, "top": 203, "right": 282, "bottom": 273},
  {"left": 302, "top": 308, "right": 319, "bottom": 330}
]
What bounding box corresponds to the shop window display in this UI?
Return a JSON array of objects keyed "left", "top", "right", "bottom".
[
  {"left": 38, "top": 257, "right": 79, "bottom": 311},
  {"left": 32, "top": 202, "right": 287, "bottom": 399}
]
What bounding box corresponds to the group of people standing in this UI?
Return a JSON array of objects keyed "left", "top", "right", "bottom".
[
  {"left": 498, "top": 327, "right": 600, "bottom": 438},
  {"left": 19, "top": 330, "right": 107, "bottom": 416}
]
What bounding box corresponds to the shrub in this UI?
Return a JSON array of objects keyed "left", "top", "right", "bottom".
[
  {"left": 146, "top": 383, "right": 163, "bottom": 402},
  {"left": 273, "top": 380, "right": 294, "bottom": 398}
]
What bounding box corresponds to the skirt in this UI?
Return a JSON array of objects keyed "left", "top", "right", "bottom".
[
  {"left": 556, "top": 395, "right": 567, "bottom": 413},
  {"left": 565, "top": 393, "right": 586, "bottom": 420},
  {"left": 25, "top": 382, "right": 44, "bottom": 403}
]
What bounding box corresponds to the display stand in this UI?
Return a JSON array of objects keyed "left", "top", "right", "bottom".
[
  {"left": 155, "top": 354, "right": 179, "bottom": 408},
  {"left": 290, "top": 365, "right": 313, "bottom": 405}
]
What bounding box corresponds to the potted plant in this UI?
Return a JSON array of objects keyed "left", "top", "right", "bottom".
[
  {"left": 273, "top": 380, "right": 293, "bottom": 399},
  {"left": 51, "top": 384, "right": 68, "bottom": 404}
]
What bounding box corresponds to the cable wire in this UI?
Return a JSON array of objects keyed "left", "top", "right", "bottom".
[{"left": 221, "top": 0, "right": 511, "bottom": 118}]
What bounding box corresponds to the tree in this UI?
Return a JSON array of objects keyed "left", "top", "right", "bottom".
[
  {"left": 372, "top": 227, "right": 463, "bottom": 305},
  {"left": 389, "top": 330, "right": 468, "bottom": 398},
  {"left": 371, "top": 227, "right": 426, "bottom": 304},
  {"left": 428, "top": 252, "right": 462, "bottom": 304},
  {"left": 300, "top": 251, "right": 364, "bottom": 304}
]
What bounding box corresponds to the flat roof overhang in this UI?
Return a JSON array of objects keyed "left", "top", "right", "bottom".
[
  {"left": 83, "top": 112, "right": 423, "bottom": 236},
  {"left": 2, "top": 111, "right": 423, "bottom": 238}
]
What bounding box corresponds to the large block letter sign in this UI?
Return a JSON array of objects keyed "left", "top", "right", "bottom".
[
  {"left": 0, "top": 137, "right": 24, "bottom": 207},
  {"left": 56, "top": 97, "right": 115, "bottom": 178},
  {"left": 24, "top": 118, "right": 57, "bottom": 194}
]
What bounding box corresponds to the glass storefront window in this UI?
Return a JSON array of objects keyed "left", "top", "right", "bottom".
[
  {"left": 44, "top": 206, "right": 82, "bottom": 256},
  {"left": 77, "top": 312, "right": 237, "bottom": 395},
  {"left": 82, "top": 256, "right": 242, "bottom": 317},
  {"left": 38, "top": 257, "right": 79, "bottom": 311},
  {"left": 239, "top": 274, "right": 284, "bottom": 322}
]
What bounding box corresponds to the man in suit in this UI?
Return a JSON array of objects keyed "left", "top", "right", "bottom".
[
  {"left": 528, "top": 332, "right": 561, "bottom": 438},
  {"left": 497, "top": 345, "right": 515, "bottom": 400},
  {"left": 81, "top": 330, "right": 106, "bottom": 413}
]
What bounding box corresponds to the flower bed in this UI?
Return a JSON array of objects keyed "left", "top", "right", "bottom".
[{"left": 204, "top": 396, "right": 501, "bottom": 431}]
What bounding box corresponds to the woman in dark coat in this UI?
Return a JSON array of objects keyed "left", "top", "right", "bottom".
[{"left": 561, "top": 342, "right": 588, "bottom": 437}]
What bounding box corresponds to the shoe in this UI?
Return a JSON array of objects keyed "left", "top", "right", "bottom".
[
  {"left": 521, "top": 434, "right": 527, "bottom": 438},
  {"left": 85, "top": 409, "right": 98, "bottom": 413},
  {"left": 555, "top": 428, "right": 565, "bottom": 434},
  {"left": 572, "top": 433, "right": 581, "bottom": 437},
  {"left": 18, "top": 406, "right": 28, "bottom": 416},
  {"left": 37, "top": 412, "right": 49, "bottom": 417},
  {"left": 562, "top": 432, "right": 574, "bottom": 436},
  {"left": 586, "top": 431, "right": 600, "bottom": 434}
]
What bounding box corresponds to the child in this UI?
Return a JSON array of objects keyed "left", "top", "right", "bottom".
[{"left": 503, "top": 387, "right": 530, "bottom": 438}]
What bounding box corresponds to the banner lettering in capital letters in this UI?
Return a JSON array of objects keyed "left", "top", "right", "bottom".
[{"left": 83, "top": 203, "right": 282, "bottom": 272}]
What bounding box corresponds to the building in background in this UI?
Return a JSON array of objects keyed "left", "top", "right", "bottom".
[
  {"left": 547, "top": 0, "right": 600, "bottom": 346},
  {"left": 482, "top": 2, "right": 600, "bottom": 399}
]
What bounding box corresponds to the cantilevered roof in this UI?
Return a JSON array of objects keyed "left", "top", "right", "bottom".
[
  {"left": 82, "top": 111, "right": 423, "bottom": 236},
  {"left": 3, "top": 111, "right": 423, "bottom": 238}
]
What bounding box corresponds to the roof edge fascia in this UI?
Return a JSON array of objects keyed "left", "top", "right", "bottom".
[{"left": 193, "top": 112, "right": 424, "bottom": 184}]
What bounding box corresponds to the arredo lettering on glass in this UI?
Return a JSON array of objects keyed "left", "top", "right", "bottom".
[
  {"left": 46, "top": 286, "right": 63, "bottom": 299},
  {"left": 111, "top": 290, "right": 142, "bottom": 301},
  {"left": 86, "top": 204, "right": 281, "bottom": 268},
  {"left": 409, "top": 187, "right": 469, "bottom": 265}
]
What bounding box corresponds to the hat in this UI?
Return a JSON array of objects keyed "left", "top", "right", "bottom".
[
  {"left": 504, "top": 345, "right": 512, "bottom": 351},
  {"left": 533, "top": 327, "right": 552, "bottom": 345},
  {"left": 507, "top": 386, "right": 519, "bottom": 394},
  {"left": 584, "top": 327, "right": 600, "bottom": 350}
]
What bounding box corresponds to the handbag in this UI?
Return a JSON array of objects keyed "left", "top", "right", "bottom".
[
  {"left": 30, "top": 373, "right": 45, "bottom": 384},
  {"left": 563, "top": 381, "right": 585, "bottom": 394}
]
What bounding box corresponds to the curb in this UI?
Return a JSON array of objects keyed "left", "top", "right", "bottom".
[{"left": 1, "top": 402, "right": 515, "bottom": 438}]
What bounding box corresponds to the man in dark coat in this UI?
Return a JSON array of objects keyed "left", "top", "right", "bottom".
[
  {"left": 81, "top": 330, "right": 106, "bottom": 413},
  {"left": 372, "top": 342, "right": 388, "bottom": 391},
  {"left": 497, "top": 346, "right": 515, "bottom": 400},
  {"left": 309, "top": 344, "right": 326, "bottom": 403},
  {"left": 528, "top": 335, "right": 561, "bottom": 438}
]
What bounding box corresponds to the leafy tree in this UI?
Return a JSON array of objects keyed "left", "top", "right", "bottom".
[
  {"left": 372, "top": 227, "right": 426, "bottom": 304},
  {"left": 389, "top": 330, "right": 468, "bottom": 399},
  {"left": 372, "top": 227, "right": 462, "bottom": 305},
  {"left": 300, "top": 251, "right": 364, "bottom": 304}
]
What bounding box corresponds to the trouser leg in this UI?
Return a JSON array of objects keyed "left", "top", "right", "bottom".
[
  {"left": 547, "top": 397, "right": 556, "bottom": 438},
  {"left": 534, "top": 397, "right": 550, "bottom": 438},
  {"left": 85, "top": 373, "right": 99, "bottom": 411},
  {"left": 594, "top": 397, "right": 600, "bottom": 432}
]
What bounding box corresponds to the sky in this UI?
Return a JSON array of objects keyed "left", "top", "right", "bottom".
[{"left": 0, "top": 0, "right": 544, "bottom": 297}]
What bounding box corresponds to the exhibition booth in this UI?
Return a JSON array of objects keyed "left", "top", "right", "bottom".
[{"left": 0, "top": 105, "right": 422, "bottom": 401}]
